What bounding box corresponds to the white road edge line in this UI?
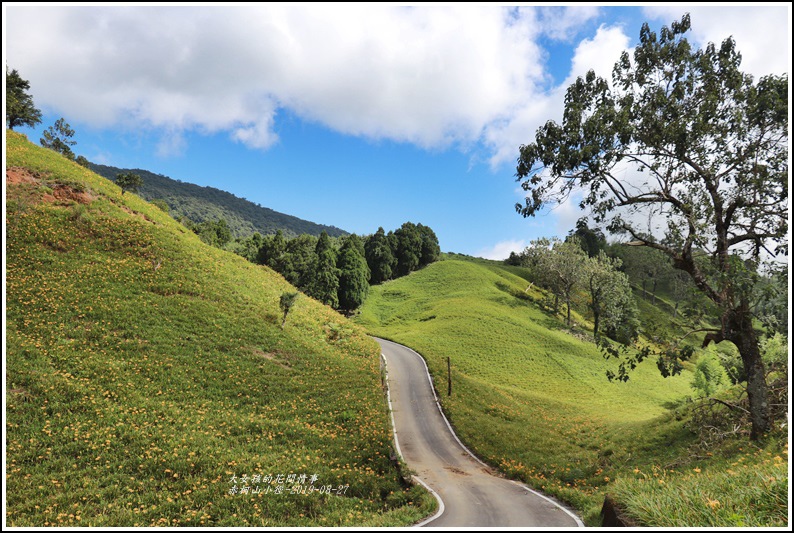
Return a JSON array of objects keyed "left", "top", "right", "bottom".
[
  {"left": 381, "top": 352, "right": 446, "bottom": 527},
  {"left": 380, "top": 338, "right": 585, "bottom": 528}
]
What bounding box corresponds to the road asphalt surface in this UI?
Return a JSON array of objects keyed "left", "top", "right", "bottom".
[{"left": 377, "top": 337, "right": 584, "bottom": 528}]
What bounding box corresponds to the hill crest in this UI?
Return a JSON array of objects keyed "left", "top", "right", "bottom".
[{"left": 89, "top": 162, "right": 348, "bottom": 239}]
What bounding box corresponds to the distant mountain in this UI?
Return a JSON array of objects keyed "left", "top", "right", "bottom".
[{"left": 89, "top": 163, "right": 348, "bottom": 239}]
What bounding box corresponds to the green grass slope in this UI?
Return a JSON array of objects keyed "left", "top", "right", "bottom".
[
  {"left": 5, "top": 130, "right": 431, "bottom": 526},
  {"left": 356, "top": 258, "right": 788, "bottom": 526}
]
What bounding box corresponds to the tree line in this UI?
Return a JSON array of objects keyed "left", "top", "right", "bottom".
[
  {"left": 228, "top": 222, "right": 440, "bottom": 313},
  {"left": 507, "top": 222, "right": 640, "bottom": 344},
  {"left": 508, "top": 219, "right": 786, "bottom": 388}
]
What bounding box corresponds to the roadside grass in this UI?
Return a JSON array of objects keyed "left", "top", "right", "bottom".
[
  {"left": 609, "top": 444, "right": 788, "bottom": 527},
  {"left": 5, "top": 130, "right": 432, "bottom": 526},
  {"left": 356, "top": 258, "right": 788, "bottom": 526}
]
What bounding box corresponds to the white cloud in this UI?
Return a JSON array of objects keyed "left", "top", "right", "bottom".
[
  {"left": 538, "top": 6, "right": 601, "bottom": 42},
  {"left": 484, "top": 23, "right": 631, "bottom": 168},
  {"left": 4, "top": 5, "right": 545, "bottom": 153},
  {"left": 4, "top": 4, "right": 788, "bottom": 163},
  {"left": 476, "top": 239, "right": 527, "bottom": 260},
  {"left": 564, "top": 24, "right": 631, "bottom": 84},
  {"left": 642, "top": 6, "right": 791, "bottom": 78}
]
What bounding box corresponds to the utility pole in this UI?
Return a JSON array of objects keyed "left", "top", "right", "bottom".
[{"left": 447, "top": 356, "right": 451, "bottom": 396}]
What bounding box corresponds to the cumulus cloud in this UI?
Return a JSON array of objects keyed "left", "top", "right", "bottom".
[
  {"left": 484, "top": 23, "right": 631, "bottom": 167},
  {"left": 4, "top": 5, "right": 546, "bottom": 153},
  {"left": 4, "top": 4, "right": 788, "bottom": 162},
  {"left": 476, "top": 239, "right": 528, "bottom": 260}
]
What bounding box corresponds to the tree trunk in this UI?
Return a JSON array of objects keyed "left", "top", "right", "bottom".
[
  {"left": 651, "top": 278, "right": 657, "bottom": 304},
  {"left": 565, "top": 293, "right": 572, "bottom": 327},
  {"left": 673, "top": 301, "right": 679, "bottom": 319},
  {"left": 727, "top": 306, "right": 770, "bottom": 440}
]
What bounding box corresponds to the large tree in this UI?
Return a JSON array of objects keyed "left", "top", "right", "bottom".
[
  {"left": 514, "top": 14, "right": 787, "bottom": 439},
  {"left": 392, "top": 222, "right": 423, "bottom": 277},
  {"left": 584, "top": 251, "right": 638, "bottom": 341},
  {"left": 282, "top": 234, "right": 319, "bottom": 291},
  {"left": 6, "top": 67, "right": 42, "bottom": 130},
  {"left": 309, "top": 232, "right": 339, "bottom": 308},
  {"left": 336, "top": 235, "right": 370, "bottom": 312},
  {"left": 521, "top": 237, "right": 587, "bottom": 326},
  {"left": 365, "top": 227, "right": 396, "bottom": 284},
  {"left": 417, "top": 223, "right": 441, "bottom": 266}
]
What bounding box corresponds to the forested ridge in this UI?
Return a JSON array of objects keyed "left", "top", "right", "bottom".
[{"left": 89, "top": 163, "right": 348, "bottom": 239}]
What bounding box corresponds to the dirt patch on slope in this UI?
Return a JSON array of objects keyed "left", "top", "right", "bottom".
[
  {"left": 42, "top": 183, "right": 95, "bottom": 204},
  {"left": 6, "top": 166, "right": 41, "bottom": 186},
  {"left": 7, "top": 166, "right": 95, "bottom": 205}
]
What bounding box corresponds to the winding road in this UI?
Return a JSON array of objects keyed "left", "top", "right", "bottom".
[{"left": 377, "top": 337, "right": 583, "bottom": 528}]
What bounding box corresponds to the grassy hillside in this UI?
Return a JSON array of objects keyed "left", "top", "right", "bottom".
[
  {"left": 356, "top": 257, "right": 788, "bottom": 525},
  {"left": 5, "top": 130, "right": 431, "bottom": 526},
  {"left": 89, "top": 163, "right": 348, "bottom": 239}
]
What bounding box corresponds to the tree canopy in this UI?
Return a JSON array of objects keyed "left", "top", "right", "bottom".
[
  {"left": 514, "top": 14, "right": 787, "bottom": 439},
  {"left": 40, "top": 118, "right": 77, "bottom": 160},
  {"left": 115, "top": 172, "right": 144, "bottom": 196},
  {"left": 6, "top": 67, "right": 42, "bottom": 130},
  {"left": 336, "top": 235, "right": 370, "bottom": 313},
  {"left": 308, "top": 232, "right": 340, "bottom": 309}
]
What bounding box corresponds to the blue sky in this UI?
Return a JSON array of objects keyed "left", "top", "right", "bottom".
[{"left": 4, "top": 4, "right": 791, "bottom": 257}]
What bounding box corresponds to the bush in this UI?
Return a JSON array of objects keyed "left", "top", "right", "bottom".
[{"left": 691, "top": 354, "right": 729, "bottom": 397}]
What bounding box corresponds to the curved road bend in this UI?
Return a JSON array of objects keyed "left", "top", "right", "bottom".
[{"left": 377, "top": 338, "right": 583, "bottom": 528}]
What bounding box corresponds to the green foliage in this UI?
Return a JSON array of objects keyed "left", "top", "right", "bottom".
[
  {"left": 754, "top": 267, "right": 788, "bottom": 335},
  {"left": 567, "top": 220, "right": 606, "bottom": 258},
  {"left": 150, "top": 198, "right": 170, "bottom": 213},
  {"left": 5, "top": 130, "right": 431, "bottom": 527},
  {"left": 247, "top": 223, "right": 439, "bottom": 314},
  {"left": 40, "top": 118, "right": 77, "bottom": 160},
  {"left": 309, "top": 232, "right": 340, "bottom": 308},
  {"left": 514, "top": 14, "right": 788, "bottom": 439},
  {"left": 336, "top": 235, "right": 370, "bottom": 313},
  {"left": 75, "top": 155, "right": 91, "bottom": 168},
  {"left": 609, "top": 245, "right": 675, "bottom": 304},
  {"left": 691, "top": 354, "right": 729, "bottom": 397},
  {"left": 257, "top": 229, "right": 287, "bottom": 267},
  {"left": 280, "top": 234, "right": 318, "bottom": 290},
  {"left": 520, "top": 237, "right": 588, "bottom": 326},
  {"left": 115, "top": 172, "right": 143, "bottom": 196},
  {"left": 364, "top": 227, "right": 395, "bottom": 284},
  {"left": 191, "top": 217, "right": 231, "bottom": 247},
  {"left": 417, "top": 224, "right": 441, "bottom": 265},
  {"left": 5, "top": 66, "right": 42, "bottom": 130},
  {"left": 230, "top": 231, "right": 264, "bottom": 263},
  {"left": 392, "top": 222, "right": 422, "bottom": 277},
  {"left": 585, "top": 251, "right": 638, "bottom": 341},
  {"left": 760, "top": 332, "right": 787, "bottom": 371},
  {"left": 89, "top": 163, "right": 347, "bottom": 240}
]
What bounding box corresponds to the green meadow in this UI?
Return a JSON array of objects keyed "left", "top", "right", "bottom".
[
  {"left": 356, "top": 257, "right": 788, "bottom": 526},
  {"left": 5, "top": 130, "right": 433, "bottom": 526}
]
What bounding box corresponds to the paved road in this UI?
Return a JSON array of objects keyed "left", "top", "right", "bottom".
[{"left": 377, "top": 337, "right": 583, "bottom": 528}]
